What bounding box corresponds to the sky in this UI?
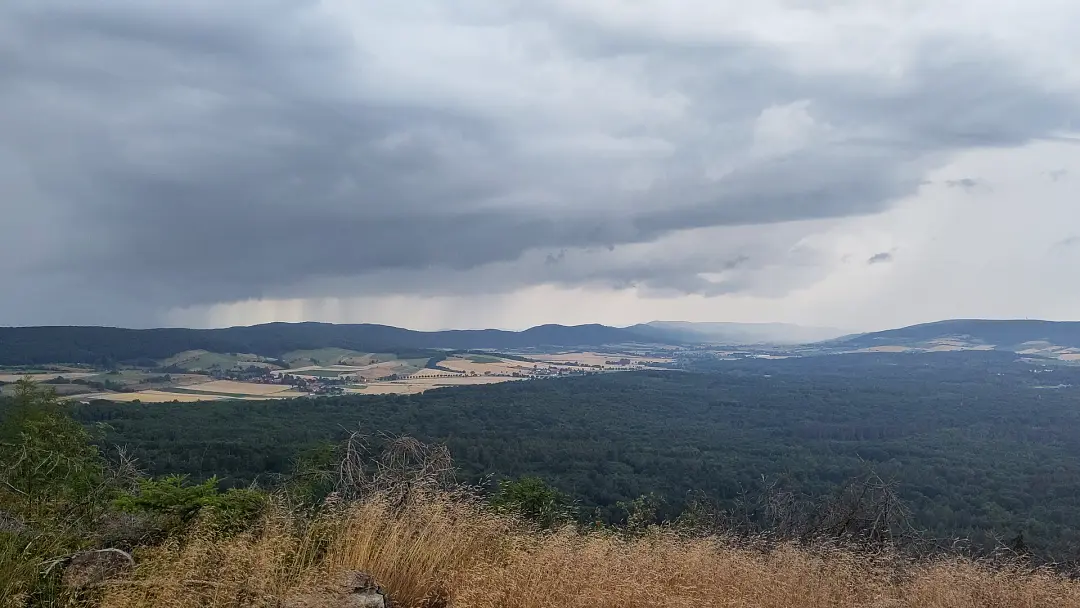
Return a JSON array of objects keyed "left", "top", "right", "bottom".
[{"left": 2, "top": 1, "right": 1080, "bottom": 332}]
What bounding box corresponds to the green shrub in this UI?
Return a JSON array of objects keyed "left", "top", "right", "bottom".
[
  {"left": 114, "top": 475, "right": 266, "bottom": 535},
  {"left": 0, "top": 380, "right": 108, "bottom": 527},
  {"left": 490, "top": 476, "right": 575, "bottom": 528}
]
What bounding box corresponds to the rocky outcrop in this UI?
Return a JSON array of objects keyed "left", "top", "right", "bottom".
[{"left": 282, "top": 571, "right": 392, "bottom": 608}]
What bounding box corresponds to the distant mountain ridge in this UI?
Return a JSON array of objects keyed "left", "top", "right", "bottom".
[
  {"left": 628, "top": 321, "right": 849, "bottom": 345},
  {"left": 836, "top": 319, "right": 1080, "bottom": 351},
  {"left": 0, "top": 322, "right": 663, "bottom": 366}
]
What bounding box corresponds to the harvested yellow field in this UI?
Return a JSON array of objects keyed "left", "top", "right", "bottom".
[
  {"left": 349, "top": 375, "right": 526, "bottom": 395},
  {"left": 427, "top": 376, "right": 524, "bottom": 386},
  {"left": 186, "top": 380, "right": 294, "bottom": 396},
  {"left": 439, "top": 358, "right": 538, "bottom": 375},
  {"left": 91, "top": 391, "right": 224, "bottom": 403},
  {"left": 346, "top": 383, "right": 429, "bottom": 395},
  {"left": 408, "top": 368, "right": 463, "bottom": 378}
]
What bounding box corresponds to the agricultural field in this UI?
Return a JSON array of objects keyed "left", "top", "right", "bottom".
[
  {"left": 437, "top": 356, "right": 539, "bottom": 376},
  {"left": 78, "top": 380, "right": 307, "bottom": 403},
  {"left": 528, "top": 351, "right": 675, "bottom": 368},
  {"left": 0, "top": 372, "right": 100, "bottom": 383},
  {"left": 407, "top": 368, "right": 463, "bottom": 378},
  {"left": 280, "top": 349, "right": 403, "bottom": 367},
  {"left": 83, "top": 390, "right": 226, "bottom": 403},
  {"left": 344, "top": 375, "right": 528, "bottom": 395},
  {"left": 274, "top": 358, "right": 425, "bottom": 380},
  {"left": 173, "top": 380, "right": 302, "bottom": 396},
  {"left": 48, "top": 348, "right": 668, "bottom": 404},
  {"left": 161, "top": 350, "right": 277, "bottom": 372}
]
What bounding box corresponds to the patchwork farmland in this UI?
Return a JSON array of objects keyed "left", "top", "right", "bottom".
[{"left": 0, "top": 347, "right": 676, "bottom": 404}]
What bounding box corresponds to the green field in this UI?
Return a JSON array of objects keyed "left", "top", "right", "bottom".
[
  {"left": 466, "top": 355, "right": 503, "bottom": 364},
  {"left": 281, "top": 348, "right": 377, "bottom": 367},
  {"left": 87, "top": 370, "right": 163, "bottom": 386},
  {"left": 161, "top": 350, "right": 269, "bottom": 371}
]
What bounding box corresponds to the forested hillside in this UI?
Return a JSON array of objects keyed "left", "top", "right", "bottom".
[
  {"left": 70, "top": 352, "right": 1080, "bottom": 558},
  {"left": 836, "top": 319, "right": 1080, "bottom": 349},
  {"left": 0, "top": 322, "right": 658, "bottom": 365}
]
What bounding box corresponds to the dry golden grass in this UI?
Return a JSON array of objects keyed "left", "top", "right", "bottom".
[{"left": 97, "top": 492, "right": 1080, "bottom": 608}]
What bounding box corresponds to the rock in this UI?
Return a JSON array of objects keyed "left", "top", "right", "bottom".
[
  {"left": 62, "top": 548, "right": 135, "bottom": 589},
  {"left": 282, "top": 570, "right": 391, "bottom": 608}
]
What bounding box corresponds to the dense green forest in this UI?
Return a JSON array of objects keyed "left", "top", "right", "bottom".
[
  {"left": 65, "top": 352, "right": 1080, "bottom": 558},
  {"left": 0, "top": 323, "right": 658, "bottom": 366}
]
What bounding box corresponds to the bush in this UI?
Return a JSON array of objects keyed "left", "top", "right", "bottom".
[
  {"left": 0, "top": 381, "right": 108, "bottom": 526},
  {"left": 114, "top": 475, "right": 266, "bottom": 535},
  {"left": 490, "top": 476, "right": 575, "bottom": 528},
  {"left": 0, "top": 381, "right": 116, "bottom": 604}
]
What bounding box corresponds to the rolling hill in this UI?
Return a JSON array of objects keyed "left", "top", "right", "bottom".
[
  {"left": 835, "top": 319, "right": 1080, "bottom": 351},
  {"left": 0, "top": 322, "right": 664, "bottom": 366}
]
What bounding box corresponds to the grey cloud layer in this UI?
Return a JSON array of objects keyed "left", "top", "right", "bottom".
[{"left": 1, "top": 0, "right": 1076, "bottom": 324}]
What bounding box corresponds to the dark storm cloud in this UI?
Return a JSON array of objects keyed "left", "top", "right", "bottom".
[
  {"left": 867, "top": 252, "right": 894, "bottom": 265},
  {"left": 1054, "top": 236, "right": 1080, "bottom": 249},
  {"left": 1, "top": 0, "right": 1077, "bottom": 324},
  {"left": 945, "top": 178, "right": 980, "bottom": 189}
]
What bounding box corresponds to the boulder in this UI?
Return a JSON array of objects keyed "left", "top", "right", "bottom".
[
  {"left": 62, "top": 548, "right": 135, "bottom": 589},
  {"left": 282, "top": 571, "right": 391, "bottom": 608}
]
